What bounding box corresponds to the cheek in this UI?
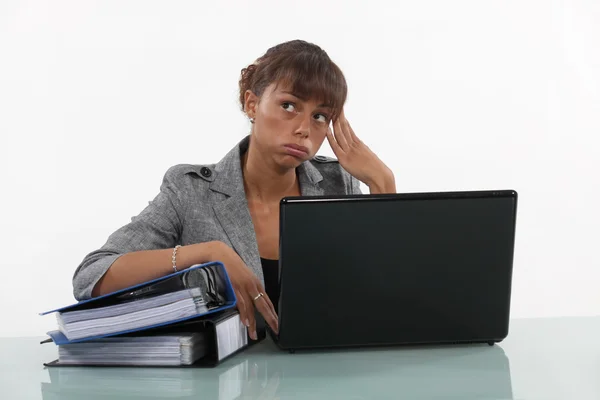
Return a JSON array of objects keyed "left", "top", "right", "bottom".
[
  {"left": 257, "top": 111, "right": 285, "bottom": 136},
  {"left": 313, "top": 123, "right": 329, "bottom": 139},
  {"left": 261, "top": 105, "right": 288, "bottom": 126},
  {"left": 309, "top": 133, "right": 327, "bottom": 152},
  {"left": 270, "top": 119, "right": 292, "bottom": 140}
]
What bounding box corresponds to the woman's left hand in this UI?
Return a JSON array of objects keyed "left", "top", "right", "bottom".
[{"left": 326, "top": 110, "right": 396, "bottom": 193}]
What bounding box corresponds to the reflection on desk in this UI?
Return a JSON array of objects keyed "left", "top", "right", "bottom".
[
  {"left": 40, "top": 339, "right": 512, "bottom": 400},
  {"left": 0, "top": 317, "right": 596, "bottom": 400}
]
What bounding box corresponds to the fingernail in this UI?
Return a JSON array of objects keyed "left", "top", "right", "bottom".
[
  {"left": 251, "top": 331, "right": 257, "bottom": 340},
  {"left": 245, "top": 319, "right": 250, "bottom": 327}
]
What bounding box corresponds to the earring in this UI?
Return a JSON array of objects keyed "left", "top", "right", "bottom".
[{"left": 249, "top": 117, "right": 255, "bottom": 124}]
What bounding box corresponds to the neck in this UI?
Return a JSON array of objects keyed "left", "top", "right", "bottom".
[{"left": 242, "top": 141, "right": 299, "bottom": 203}]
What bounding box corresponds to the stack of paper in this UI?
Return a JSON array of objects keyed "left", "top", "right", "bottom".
[
  {"left": 56, "top": 288, "right": 207, "bottom": 341},
  {"left": 56, "top": 333, "right": 207, "bottom": 366},
  {"left": 40, "top": 262, "right": 249, "bottom": 368}
]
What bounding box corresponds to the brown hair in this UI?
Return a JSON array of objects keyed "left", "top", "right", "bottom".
[{"left": 238, "top": 40, "right": 347, "bottom": 121}]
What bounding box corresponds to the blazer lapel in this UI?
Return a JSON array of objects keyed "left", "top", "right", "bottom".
[
  {"left": 212, "top": 196, "right": 262, "bottom": 280},
  {"left": 297, "top": 160, "right": 324, "bottom": 196},
  {"left": 208, "top": 135, "right": 326, "bottom": 283},
  {"left": 210, "top": 137, "right": 263, "bottom": 281}
]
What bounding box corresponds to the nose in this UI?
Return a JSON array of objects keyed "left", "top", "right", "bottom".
[{"left": 294, "top": 113, "right": 311, "bottom": 138}]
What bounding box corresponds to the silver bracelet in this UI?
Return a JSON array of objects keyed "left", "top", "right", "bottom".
[{"left": 172, "top": 245, "right": 182, "bottom": 273}]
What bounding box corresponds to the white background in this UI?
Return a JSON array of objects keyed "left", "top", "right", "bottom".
[{"left": 1, "top": 0, "right": 598, "bottom": 338}]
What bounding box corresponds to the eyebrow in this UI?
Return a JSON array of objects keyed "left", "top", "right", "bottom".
[{"left": 281, "top": 91, "right": 332, "bottom": 108}]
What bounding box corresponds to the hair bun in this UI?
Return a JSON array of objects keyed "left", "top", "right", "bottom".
[{"left": 238, "top": 64, "right": 257, "bottom": 111}]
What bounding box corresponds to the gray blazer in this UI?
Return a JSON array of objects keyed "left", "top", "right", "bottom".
[{"left": 72, "top": 135, "right": 362, "bottom": 300}]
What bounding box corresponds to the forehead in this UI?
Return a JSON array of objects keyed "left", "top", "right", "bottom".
[
  {"left": 268, "top": 81, "right": 295, "bottom": 96},
  {"left": 267, "top": 81, "right": 332, "bottom": 107}
]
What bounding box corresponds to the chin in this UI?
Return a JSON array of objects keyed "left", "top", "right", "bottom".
[{"left": 277, "top": 155, "right": 305, "bottom": 169}]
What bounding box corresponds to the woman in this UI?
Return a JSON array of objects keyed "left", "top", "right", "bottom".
[{"left": 72, "top": 39, "right": 396, "bottom": 340}]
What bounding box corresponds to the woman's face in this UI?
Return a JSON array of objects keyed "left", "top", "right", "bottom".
[{"left": 245, "top": 82, "right": 334, "bottom": 169}]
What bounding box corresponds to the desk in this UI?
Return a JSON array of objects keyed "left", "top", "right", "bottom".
[{"left": 1, "top": 317, "right": 598, "bottom": 399}]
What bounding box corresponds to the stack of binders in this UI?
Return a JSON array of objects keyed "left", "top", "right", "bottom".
[{"left": 40, "top": 261, "right": 255, "bottom": 367}]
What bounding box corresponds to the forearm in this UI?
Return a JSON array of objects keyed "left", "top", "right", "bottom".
[
  {"left": 367, "top": 169, "right": 396, "bottom": 194},
  {"left": 91, "top": 241, "right": 219, "bottom": 297}
]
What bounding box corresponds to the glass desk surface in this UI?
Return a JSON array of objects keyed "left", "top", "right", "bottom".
[{"left": 1, "top": 316, "right": 598, "bottom": 399}]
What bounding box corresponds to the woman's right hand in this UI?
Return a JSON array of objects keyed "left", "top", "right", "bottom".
[{"left": 208, "top": 241, "right": 278, "bottom": 340}]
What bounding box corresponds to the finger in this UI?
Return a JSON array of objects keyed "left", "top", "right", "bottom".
[
  {"left": 333, "top": 116, "right": 349, "bottom": 151},
  {"left": 340, "top": 112, "right": 360, "bottom": 144},
  {"left": 242, "top": 292, "right": 258, "bottom": 340},
  {"left": 257, "top": 287, "right": 278, "bottom": 332},
  {"left": 326, "top": 127, "right": 342, "bottom": 156},
  {"left": 254, "top": 292, "right": 277, "bottom": 331},
  {"left": 255, "top": 281, "right": 277, "bottom": 318},
  {"left": 235, "top": 289, "right": 251, "bottom": 328},
  {"left": 338, "top": 112, "right": 355, "bottom": 147},
  {"left": 264, "top": 295, "right": 277, "bottom": 322},
  {"left": 263, "top": 295, "right": 279, "bottom": 333},
  {"left": 253, "top": 292, "right": 279, "bottom": 334}
]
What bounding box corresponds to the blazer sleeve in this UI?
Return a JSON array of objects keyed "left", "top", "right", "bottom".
[
  {"left": 350, "top": 175, "right": 363, "bottom": 195},
  {"left": 72, "top": 166, "right": 186, "bottom": 300}
]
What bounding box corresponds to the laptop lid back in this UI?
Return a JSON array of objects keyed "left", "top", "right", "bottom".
[{"left": 277, "top": 190, "right": 517, "bottom": 350}]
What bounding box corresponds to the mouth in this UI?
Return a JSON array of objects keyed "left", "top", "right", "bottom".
[{"left": 283, "top": 144, "right": 309, "bottom": 158}]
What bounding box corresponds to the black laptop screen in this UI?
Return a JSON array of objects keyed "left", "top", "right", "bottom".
[{"left": 278, "top": 191, "right": 517, "bottom": 349}]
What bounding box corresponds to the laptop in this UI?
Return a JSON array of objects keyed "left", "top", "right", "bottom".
[{"left": 271, "top": 189, "right": 518, "bottom": 352}]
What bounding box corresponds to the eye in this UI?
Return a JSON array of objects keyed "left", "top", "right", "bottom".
[
  {"left": 314, "top": 113, "right": 329, "bottom": 123},
  {"left": 282, "top": 102, "right": 296, "bottom": 112}
]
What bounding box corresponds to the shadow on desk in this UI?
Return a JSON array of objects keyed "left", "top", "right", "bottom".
[{"left": 40, "top": 339, "right": 513, "bottom": 400}]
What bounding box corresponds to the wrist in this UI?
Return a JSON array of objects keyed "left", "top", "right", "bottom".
[
  {"left": 366, "top": 169, "right": 396, "bottom": 194},
  {"left": 202, "top": 240, "right": 225, "bottom": 262},
  {"left": 177, "top": 241, "right": 222, "bottom": 269}
]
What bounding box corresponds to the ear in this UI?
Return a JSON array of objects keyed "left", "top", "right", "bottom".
[{"left": 244, "top": 90, "right": 259, "bottom": 119}]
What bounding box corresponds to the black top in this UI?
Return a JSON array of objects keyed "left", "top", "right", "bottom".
[{"left": 260, "top": 257, "right": 280, "bottom": 314}]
